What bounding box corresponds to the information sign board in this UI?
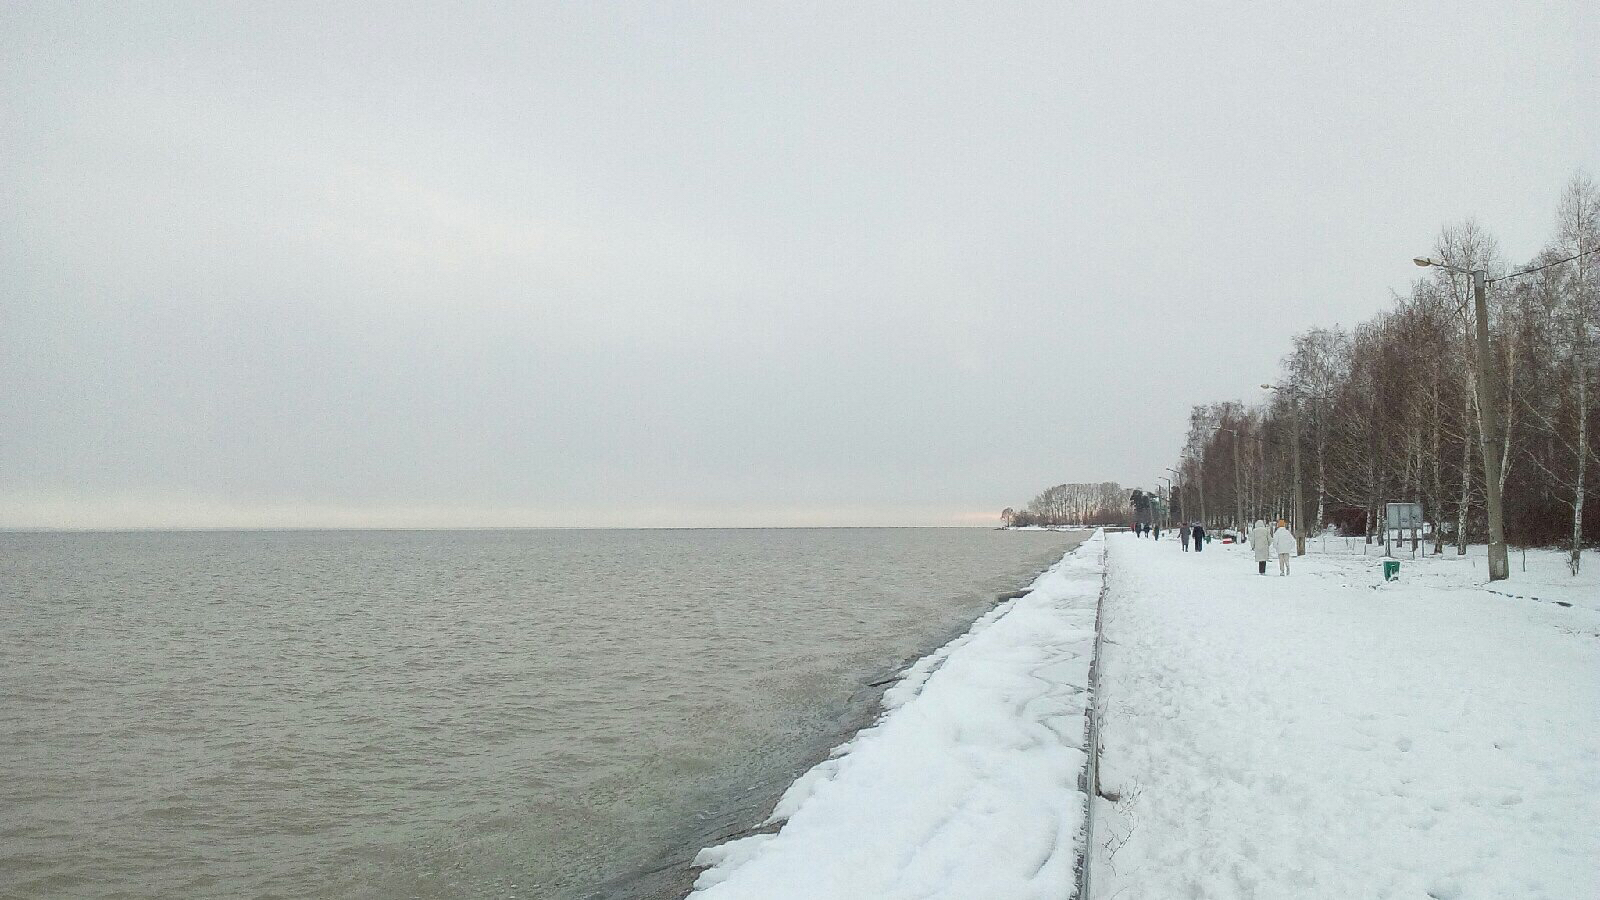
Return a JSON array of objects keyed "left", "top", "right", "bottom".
[{"left": 1385, "top": 502, "right": 1424, "bottom": 529}]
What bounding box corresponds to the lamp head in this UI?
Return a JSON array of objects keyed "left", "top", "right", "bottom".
[{"left": 1413, "top": 257, "right": 1434, "bottom": 268}]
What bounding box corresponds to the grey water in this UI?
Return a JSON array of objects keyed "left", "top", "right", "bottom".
[{"left": 0, "top": 527, "right": 1084, "bottom": 899}]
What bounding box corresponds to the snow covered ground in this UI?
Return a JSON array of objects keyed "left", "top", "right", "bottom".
[
  {"left": 1092, "top": 533, "right": 1600, "bottom": 899},
  {"left": 686, "top": 531, "right": 1596, "bottom": 899},
  {"left": 1305, "top": 531, "right": 1600, "bottom": 613},
  {"left": 689, "top": 531, "right": 1106, "bottom": 899}
]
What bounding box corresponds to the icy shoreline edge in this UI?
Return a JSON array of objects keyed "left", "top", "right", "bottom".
[{"left": 687, "top": 530, "right": 1106, "bottom": 899}]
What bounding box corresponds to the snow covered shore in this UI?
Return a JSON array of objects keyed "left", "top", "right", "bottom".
[
  {"left": 689, "top": 531, "right": 1106, "bottom": 899},
  {"left": 687, "top": 531, "right": 1596, "bottom": 899},
  {"left": 1091, "top": 533, "right": 1600, "bottom": 899}
]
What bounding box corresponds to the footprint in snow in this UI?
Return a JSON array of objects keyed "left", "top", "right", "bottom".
[{"left": 1426, "top": 877, "right": 1464, "bottom": 899}]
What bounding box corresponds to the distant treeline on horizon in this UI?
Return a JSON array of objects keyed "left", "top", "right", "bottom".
[{"left": 1001, "top": 482, "right": 1132, "bottom": 528}]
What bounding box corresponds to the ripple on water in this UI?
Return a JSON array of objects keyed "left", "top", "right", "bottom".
[{"left": 0, "top": 527, "right": 1084, "bottom": 899}]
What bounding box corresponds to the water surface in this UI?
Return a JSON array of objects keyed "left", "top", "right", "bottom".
[{"left": 0, "top": 527, "right": 1083, "bottom": 898}]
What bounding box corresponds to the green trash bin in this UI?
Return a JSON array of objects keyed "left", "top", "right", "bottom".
[{"left": 1383, "top": 560, "right": 1400, "bottom": 581}]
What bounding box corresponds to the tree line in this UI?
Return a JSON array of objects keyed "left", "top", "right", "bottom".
[
  {"left": 1002, "top": 481, "right": 1131, "bottom": 527},
  {"left": 1166, "top": 172, "right": 1598, "bottom": 574}
]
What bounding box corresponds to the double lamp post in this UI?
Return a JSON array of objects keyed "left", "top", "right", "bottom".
[{"left": 1411, "top": 256, "right": 1509, "bottom": 582}]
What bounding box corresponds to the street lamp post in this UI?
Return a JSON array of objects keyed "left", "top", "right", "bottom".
[
  {"left": 1221, "top": 427, "right": 1245, "bottom": 537},
  {"left": 1413, "top": 257, "right": 1509, "bottom": 582},
  {"left": 1262, "top": 384, "right": 1306, "bottom": 555},
  {"left": 1158, "top": 476, "right": 1173, "bottom": 530},
  {"left": 1165, "top": 466, "right": 1182, "bottom": 524}
]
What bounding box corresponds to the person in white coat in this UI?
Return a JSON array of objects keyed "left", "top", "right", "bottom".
[
  {"left": 1271, "top": 519, "right": 1297, "bottom": 574},
  {"left": 1250, "top": 520, "right": 1273, "bottom": 575}
]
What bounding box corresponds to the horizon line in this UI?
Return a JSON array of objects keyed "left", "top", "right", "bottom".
[{"left": 0, "top": 523, "right": 1036, "bottom": 534}]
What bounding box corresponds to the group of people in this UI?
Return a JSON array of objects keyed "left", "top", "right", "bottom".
[
  {"left": 1177, "top": 521, "right": 1206, "bottom": 551},
  {"left": 1250, "top": 519, "right": 1299, "bottom": 575},
  {"left": 1164, "top": 519, "right": 1299, "bottom": 575}
]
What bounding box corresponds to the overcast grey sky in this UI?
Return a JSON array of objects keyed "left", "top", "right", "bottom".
[{"left": 3, "top": 2, "right": 1596, "bottom": 528}]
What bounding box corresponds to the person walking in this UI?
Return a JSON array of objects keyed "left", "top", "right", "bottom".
[
  {"left": 1251, "top": 519, "right": 1272, "bottom": 575},
  {"left": 1271, "top": 519, "right": 1296, "bottom": 575},
  {"left": 1179, "top": 521, "right": 1191, "bottom": 551},
  {"left": 1191, "top": 522, "right": 1206, "bottom": 552}
]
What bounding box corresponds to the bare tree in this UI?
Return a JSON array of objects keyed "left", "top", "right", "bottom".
[
  {"left": 1554, "top": 173, "right": 1599, "bottom": 572},
  {"left": 1162, "top": 172, "right": 1600, "bottom": 571}
]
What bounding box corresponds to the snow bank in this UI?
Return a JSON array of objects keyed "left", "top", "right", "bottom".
[
  {"left": 690, "top": 531, "right": 1106, "bottom": 900},
  {"left": 1091, "top": 533, "right": 1600, "bottom": 900}
]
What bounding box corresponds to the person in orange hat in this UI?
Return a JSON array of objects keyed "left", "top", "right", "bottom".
[{"left": 1271, "top": 519, "right": 1297, "bottom": 574}]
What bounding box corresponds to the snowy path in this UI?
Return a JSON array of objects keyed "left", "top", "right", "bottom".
[
  {"left": 1092, "top": 534, "right": 1600, "bottom": 900},
  {"left": 689, "top": 532, "right": 1105, "bottom": 900}
]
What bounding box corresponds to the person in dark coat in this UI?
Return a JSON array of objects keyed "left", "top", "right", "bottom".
[
  {"left": 1179, "top": 522, "right": 1191, "bottom": 551},
  {"left": 1191, "top": 522, "right": 1206, "bottom": 551}
]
